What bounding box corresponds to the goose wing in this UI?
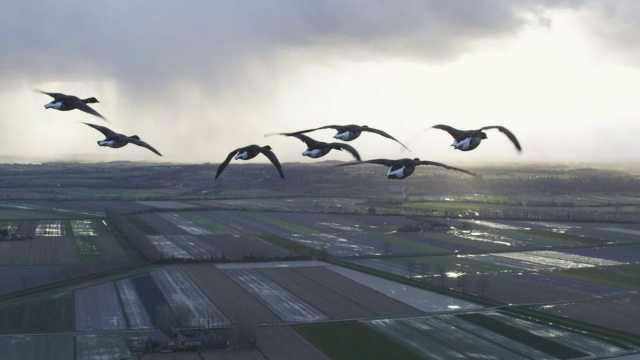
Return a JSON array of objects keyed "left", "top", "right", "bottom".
[
  {"left": 265, "top": 125, "right": 338, "bottom": 137},
  {"left": 416, "top": 160, "right": 477, "bottom": 177},
  {"left": 214, "top": 148, "right": 241, "bottom": 180},
  {"left": 36, "top": 90, "right": 69, "bottom": 101},
  {"left": 84, "top": 123, "right": 117, "bottom": 137},
  {"left": 432, "top": 124, "right": 464, "bottom": 139},
  {"left": 479, "top": 126, "right": 522, "bottom": 151},
  {"left": 127, "top": 137, "right": 163, "bottom": 156},
  {"left": 362, "top": 127, "right": 410, "bottom": 150},
  {"left": 336, "top": 158, "right": 395, "bottom": 167},
  {"left": 72, "top": 101, "right": 107, "bottom": 120},
  {"left": 259, "top": 147, "right": 285, "bottom": 178},
  {"left": 285, "top": 133, "right": 320, "bottom": 147},
  {"left": 329, "top": 142, "right": 361, "bottom": 161}
]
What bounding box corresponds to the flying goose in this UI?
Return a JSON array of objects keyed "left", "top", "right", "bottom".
[
  {"left": 215, "top": 145, "right": 284, "bottom": 180},
  {"left": 337, "top": 158, "right": 476, "bottom": 179},
  {"left": 83, "top": 123, "right": 162, "bottom": 156},
  {"left": 433, "top": 125, "right": 521, "bottom": 152},
  {"left": 37, "top": 90, "right": 107, "bottom": 120},
  {"left": 281, "top": 133, "right": 361, "bottom": 161},
  {"left": 268, "top": 124, "right": 409, "bottom": 150}
]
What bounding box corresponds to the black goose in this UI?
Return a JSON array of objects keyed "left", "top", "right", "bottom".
[
  {"left": 433, "top": 125, "right": 521, "bottom": 152},
  {"left": 337, "top": 158, "right": 476, "bottom": 179},
  {"left": 215, "top": 145, "right": 284, "bottom": 180},
  {"left": 267, "top": 124, "right": 408, "bottom": 150},
  {"left": 37, "top": 90, "right": 107, "bottom": 120},
  {"left": 281, "top": 133, "right": 361, "bottom": 161},
  {"left": 83, "top": 123, "right": 162, "bottom": 156}
]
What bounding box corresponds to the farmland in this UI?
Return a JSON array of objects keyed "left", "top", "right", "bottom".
[{"left": 0, "top": 162, "right": 638, "bottom": 358}]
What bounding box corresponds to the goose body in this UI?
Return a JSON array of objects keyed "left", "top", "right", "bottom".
[
  {"left": 267, "top": 124, "right": 409, "bottom": 150},
  {"left": 215, "top": 145, "right": 284, "bottom": 180},
  {"left": 38, "top": 90, "right": 107, "bottom": 120},
  {"left": 337, "top": 158, "right": 476, "bottom": 180},
  {"left": 84, "top": 123, "right": 162, "bottom": 156},
  {"left": 281, "top": 133, "right": 361, "bottom": 161},
  {"left": 433, "top": 125, "right": 521, "bottom": 152}
]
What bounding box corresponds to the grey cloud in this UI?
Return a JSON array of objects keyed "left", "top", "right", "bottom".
[
  {"left": 1, "top": 0, "right": 559, "bottom": 92},
  {"left": 574, "top": 1, "right": 640, "bottom": 66},
  {"left": 4, "top": 1, "right": 617, "bottom": 163}
]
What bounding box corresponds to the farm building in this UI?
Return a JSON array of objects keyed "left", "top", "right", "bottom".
[{"left": 145, "top": 328, "right": 229, "bottom": 352}]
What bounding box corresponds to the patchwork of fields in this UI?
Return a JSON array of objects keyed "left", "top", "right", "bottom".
[{"left": 0, "top": 202, "right": 638, "bottom": 359}]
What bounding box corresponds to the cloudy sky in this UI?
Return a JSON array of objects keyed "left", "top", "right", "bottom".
[{"left": 2, "top": 1, "right": 640, "bottom": 164}]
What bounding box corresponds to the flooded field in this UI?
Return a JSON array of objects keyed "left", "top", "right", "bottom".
[
  {"left": 0, "top": 334, "right": 74, "bottom": 360},
  {"left": 70, "top": 220, "right": 97, "bottom": 236},
  {"left": 539, "top": 296, "right": 640, "bottom": 335},
  {"left": 115, "top": 279, "right": 153, "bottom": 330},
  {"left": 75, "top": 334, "right": 132, "bottom": 360},
  {"left": 158, "top": 213, "right": 212, "bottom": 235},
  {"left": 468, "top": 250, "right": 626, "bottom": 271},
  {"left": 151, "top": 266, "right": 230, "bottom": 328},
  {"left": 328, "top": 266, "right": 481, "bottom": 312},
  {"left": 366, "top": 311, "right": 628, "bottom": 359},
  {"left": 34, "top": 220, "right": 63, "bottom": 236},
  {"left": 225, "top": 268, "right": 329, "bottom": 323},
  {"left": 74, "top": 282, "right": 127, "bottom": 332},
  {"left": 1, "top": 201, "right": 639, "bottom": 358}
]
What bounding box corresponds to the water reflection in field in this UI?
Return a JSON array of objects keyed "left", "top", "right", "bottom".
[
  {"left": 466, "top": 250, "right": 625, "bottom": 271},
  {"left": 34, "top": 220, "right": 63, "bottom": 236},
  {"left": 452, "top": 231, "right": 521, "bottom": 247}
]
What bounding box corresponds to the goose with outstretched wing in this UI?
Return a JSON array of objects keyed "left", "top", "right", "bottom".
[{"left": 215, "top": 145, "right": 284, "bottom": 180}]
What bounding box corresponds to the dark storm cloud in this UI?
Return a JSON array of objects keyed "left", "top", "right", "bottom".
[{"left": 1, "top": 0, "right": 561, "bottom": 93}]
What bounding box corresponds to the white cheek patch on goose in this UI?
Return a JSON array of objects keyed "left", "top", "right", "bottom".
[
  {"left": 234, "top": 151, "right": 249, "bottom": 160},
  {"left": 453, "top": 138, "right": 472, "bottom": 150},
  {"left": 45, "top": 101, "right": 63, "bottom": 109},
  {"left": 302, "top": 149, "right": 322, "bottom": 157},
  {"left": 334, "top": 131, "right": 351, "bottom": 140},
  {"left": 387, "top": 166, "right": 405, "bottom": 178},
  {"left": 98, "top": 140, "right": 115, "bottom": 147}
]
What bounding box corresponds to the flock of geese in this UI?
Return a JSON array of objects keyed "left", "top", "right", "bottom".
[{"left": 39, "top": 90, "right": 522, "bottom": 181}]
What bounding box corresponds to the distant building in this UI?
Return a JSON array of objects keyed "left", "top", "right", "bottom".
[
  {"left": 0, "top": 229, "right": 31, "bottom": 241},
  {"left": 145, "top": 328, "right": 229, "bottom": 353}
]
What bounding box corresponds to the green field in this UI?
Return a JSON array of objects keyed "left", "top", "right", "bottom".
[
  {"left": 388, "top": 254, "right": 516, "bottom": 275},
  {"left": 295, "top": 321, "right": 423, "bottom": 360},
  {"left": 258, "top": 234, "right": 317, "bottom": 257},
  {"left": 549, "top": 264, "right": 640, "bottom": 291},
  {"left": 365, "top": 232, "right": 449, "bottom": 254},
  {"left": 516, "top": 229, "right": 606, "bottom": 246},
  {"left": 425, "top": 231, "right": 513, "bottom": 251},
  {"left": 458, "top": 313, "right": 588, "bottom": 359},
  {"left": 402, "top": 201, "right": 506, "bottom": 211},
  {"left": 75, "top": 237, "right": 104, "bottom": 262},
  {"left": 179, "top": 212, "right": 239, "bottom": 234},
  {"left": 0, "top": 292, "right": 73, "bottom": 333},
  {"left": 245, "top": 212, "right": 317, "bottom": 234},
  {"left": 582, "top": 228, "right": 640, "bottom": 243},
  {"left": 497, "top": 230, "right": 580, "bottom": 247}
]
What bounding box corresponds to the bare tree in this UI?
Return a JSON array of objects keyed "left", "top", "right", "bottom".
[
  {"left": 173, "top": 304, "right": 193, "bottom": 328},
  {"left": 232, "top": 311, "right": 257, "bottom": 349},
  {"left": 406, "top": 260, "right": 416, "bottom": 280},
  {"left": 155, "top": 304, "right": 179, "bottom": 330}
]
